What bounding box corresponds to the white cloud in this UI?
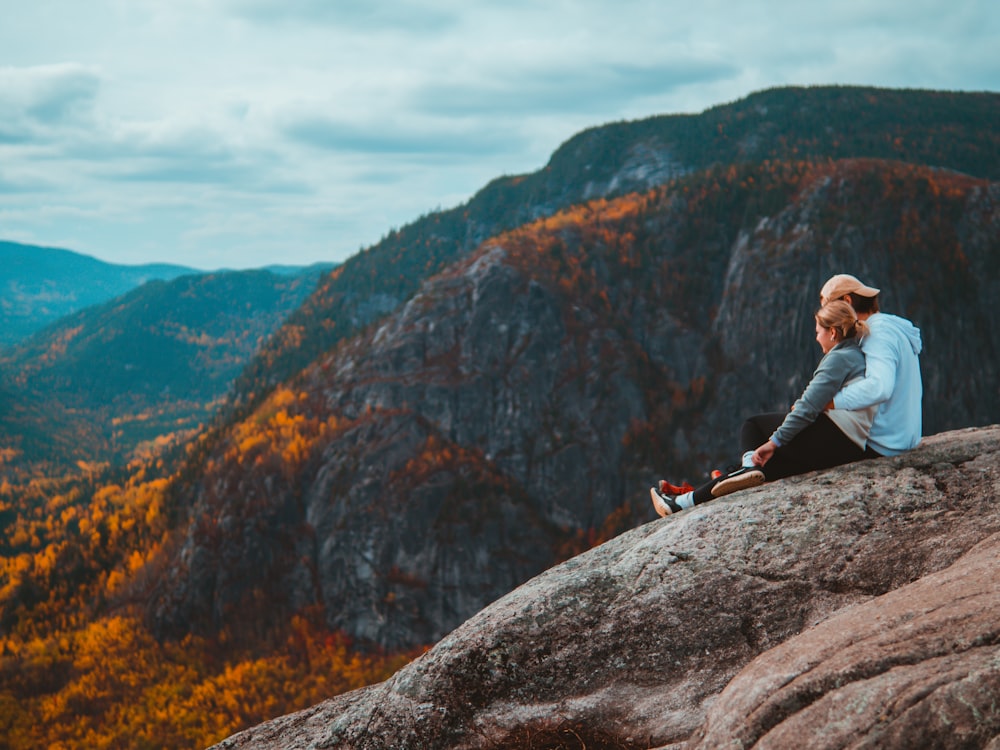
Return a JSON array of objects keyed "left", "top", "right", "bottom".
[{"left": 0, "top": 64, "right": 101, "bottom": 144}]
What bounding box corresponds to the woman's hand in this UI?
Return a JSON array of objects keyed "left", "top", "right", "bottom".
[{"left": 752, "top": 440, "right": 777, "bottom": 466}]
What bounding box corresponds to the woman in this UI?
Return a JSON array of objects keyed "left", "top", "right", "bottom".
[{"left": 651, "top": 300, "right": 876, "bottom": 516}]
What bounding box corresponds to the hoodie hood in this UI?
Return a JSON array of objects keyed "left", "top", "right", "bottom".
[{"left": 870, "top": 312, "right": 922, "bottom": 355}]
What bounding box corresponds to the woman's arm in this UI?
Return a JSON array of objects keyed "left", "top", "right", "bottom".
[{"left": 770, "top": 348, "right": 856, "bottom": 447}]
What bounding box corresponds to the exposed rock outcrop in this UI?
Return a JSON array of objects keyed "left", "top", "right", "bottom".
[
  {"left": 690, "top": 531, "right": 1000, "bottom": 749},
  {"left": 212, "top": 425, "right": 1000, "bottom": 749}
]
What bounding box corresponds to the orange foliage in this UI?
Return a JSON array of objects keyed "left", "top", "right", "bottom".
[
  {"left": 396, "top": 435, "right": 485, "bottom": 486},
  {"left": 223, "top": 385, "right": 345, "bottom": 477},
  {"left": 0, "top": 459, "right": 419, "bottom": 750},
  {"left": 0, "top": 612, "right": 417, "bottom": 749}
]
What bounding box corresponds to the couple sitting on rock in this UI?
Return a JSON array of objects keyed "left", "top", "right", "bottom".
[{"left": 651, "top": 274, "right": 924, "bottom": 517}]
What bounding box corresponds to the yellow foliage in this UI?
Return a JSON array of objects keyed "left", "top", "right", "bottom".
[
  {"left": 0, "top": 612, "right": 417, "bottom": 750},
  {"left": 127, "top": 550, "right": 145, "bottom": 574},
  {"left": 221, "top": 385, "right": 353, "bottom": 477}
]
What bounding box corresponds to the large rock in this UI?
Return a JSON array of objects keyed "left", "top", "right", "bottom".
[
  {"left": 211, "top": 425, "right": 1000, "bottom": 749},
  {"left": 690, "top": 532, "right": 1000, "bottom": 749}
]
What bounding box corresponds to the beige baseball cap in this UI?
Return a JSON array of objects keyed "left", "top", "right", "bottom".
[{"left": 821, "top": 274, "right": 880, "bottom": 302}]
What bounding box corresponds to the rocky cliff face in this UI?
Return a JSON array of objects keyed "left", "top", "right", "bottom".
[
  {"left": 211, "top": 425, "right": 1000, "bottom": 749},
  {"left": 149, "top": 158, "right": 1000, "bottom": 653}
]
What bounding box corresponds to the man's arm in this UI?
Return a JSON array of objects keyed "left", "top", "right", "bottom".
[{"left": 833, "top": 338, "right": 896, "bottom": 410}]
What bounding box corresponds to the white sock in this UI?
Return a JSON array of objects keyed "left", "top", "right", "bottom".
[
  {"left": 742, "top": 450, "right": 755, "bottom": 468},
  {"left": 676, "top": 491, "right": 695, "bottom": 509}
]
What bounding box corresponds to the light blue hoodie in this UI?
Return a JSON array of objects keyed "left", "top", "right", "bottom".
[{"left": 832, "top": 312, "right": 923, "bottom": 456}]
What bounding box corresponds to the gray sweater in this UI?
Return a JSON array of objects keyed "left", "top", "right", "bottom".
[{"left": 772, "top": 338, "right": 872, "bottom": 449}]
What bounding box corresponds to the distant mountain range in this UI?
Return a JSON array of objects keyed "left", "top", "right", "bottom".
[
  {"left": 0, "top": 241, "right": 199, "bottom": 349},
  {"left": 0, "top": 252, "right": 334, "bottom": 473},
  {"left": 0, "top": 241, "right": 338, "bottom": 350}
]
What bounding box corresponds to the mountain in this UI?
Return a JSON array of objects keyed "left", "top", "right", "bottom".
[
  {"left": 149, "top": 155, "right": 1000, "bottom": 651},
  {"left": 2, "top": 85, "right": 1000, "bottom": 749},
  {"left": 232, "top": 85, "right": 1000, "bottom": 411},
  {"left": 212, "top": 426, "right": 1000, "bottom": 749},
  {"left": 0, "top": 267, "right": 327, "bottom": 475},
  {"left": 0, "top": 241, "right": 196, "bottom": 349}
]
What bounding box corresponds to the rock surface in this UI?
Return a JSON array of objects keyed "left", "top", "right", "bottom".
[
  {"left": 690, "top": 532, "right": 1000, "bottom": 749},
  {"left": 211, "top": 425, "right": 1000, "bottom": 749}
]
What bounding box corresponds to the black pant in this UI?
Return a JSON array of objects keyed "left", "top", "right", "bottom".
[
  {"left": 691, "top": 411, "right": 866, "bottom": 504},
  {"left": 740, "top": 411, "right": 866, "bottom": 480}
]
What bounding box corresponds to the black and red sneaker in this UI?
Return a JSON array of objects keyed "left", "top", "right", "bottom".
[
  {"left": 658, "top": 479, "right": 695, "bottom": 495},
  {"left": 650, "top": 486, "right": 683, "bottom": 517}
]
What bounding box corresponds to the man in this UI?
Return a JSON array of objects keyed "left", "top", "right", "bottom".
[{"left": 819, "top": 273, "right": 923, "bottom": 457}]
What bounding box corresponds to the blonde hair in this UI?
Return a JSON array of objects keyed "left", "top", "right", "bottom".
[{"left": 816, "top": 299, "right": 867, "bottom": 341}]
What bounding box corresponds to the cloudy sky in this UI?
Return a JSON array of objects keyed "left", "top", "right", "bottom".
[{"left": 2, "top": 0, "right": 997, "bottom": 270}]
